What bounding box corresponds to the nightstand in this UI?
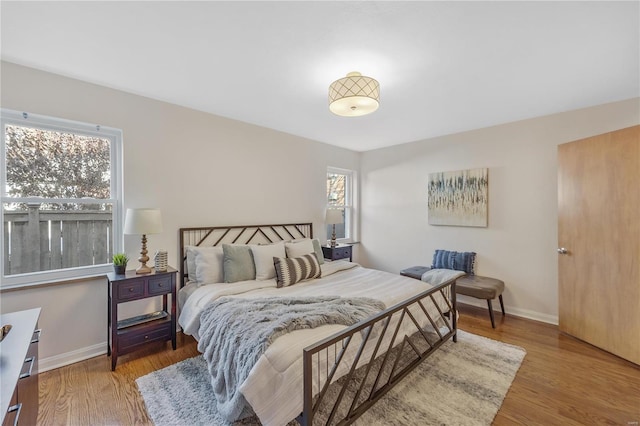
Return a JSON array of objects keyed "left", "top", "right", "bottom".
[
  {"left": 322, "top": 244, "right": 353, "bottom": 262},
  {"left": 107, "top": 267, "right": 177, "bottom": 370}
]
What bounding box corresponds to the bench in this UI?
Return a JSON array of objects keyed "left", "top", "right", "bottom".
[
  {"left": 400, "top": 266, "right": 506, "bottom": 328},
  {"left": 455, "top": 275, "right": 505, "bottom": 328}
]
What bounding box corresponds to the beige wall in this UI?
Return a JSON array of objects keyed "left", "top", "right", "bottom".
[
  {"left": 0, "top": 61, "right": 360, "bottom": 370},
  {"left": 359, "top": 98, "right": 640, "bottom": 323}
]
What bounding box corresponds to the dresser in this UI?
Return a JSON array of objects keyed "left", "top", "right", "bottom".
[
  {"left": 1, "top": 308, "right": 41, "bottom": 426},
  {"left": 107, "top": 267, "right": 177, "bottom": 370}
]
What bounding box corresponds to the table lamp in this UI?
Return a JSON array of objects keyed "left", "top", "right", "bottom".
[
  {"left": 124, "top": 208, "right": 163, "bottom": 274},
  {"left": 325, "top": 208, "right": 344, "bottom": 248}
]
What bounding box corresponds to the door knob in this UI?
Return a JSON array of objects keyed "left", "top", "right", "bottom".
[{"left": 557, "top": 248, "right": 568, "bottom": 254}]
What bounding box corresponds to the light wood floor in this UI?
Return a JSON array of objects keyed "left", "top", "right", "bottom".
[{"left": 37, "top": 304, "right": 640, "bottom": 425}]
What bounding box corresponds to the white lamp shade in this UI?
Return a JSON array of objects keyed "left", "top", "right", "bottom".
[
  {"left": 124, "top": 208, "right": 163, "bottom": 235},
  {"left": 325, "top": 208, "right": 344, "bottom": 225},
  {"left": 329, "top": 72, "right": 380, "bottom": 117}
]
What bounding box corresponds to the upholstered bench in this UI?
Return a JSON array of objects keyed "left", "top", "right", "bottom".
[
  {"left": 400, "top": 266, "right": 506, "bottom": 328},
  {"left": 455, "top": 275, "right": 505, "bottom": 328}
]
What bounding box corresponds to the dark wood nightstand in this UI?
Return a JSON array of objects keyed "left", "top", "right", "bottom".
[
  {"left": 107, "top": 267, "right": 177, "bottom": 370},
  {"left": 322, "top": 244, "right": 353, "bottom": 262}
]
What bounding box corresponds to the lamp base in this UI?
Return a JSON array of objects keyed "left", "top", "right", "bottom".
[
  {"left": 136, "top": 234, "right": 152, "bottom": 274},
  {"left": 331, "top": 224, "right": 337, "bottom": 247},
  {"left": 136, "top": 264, "right": 152, "bottom": 274}
]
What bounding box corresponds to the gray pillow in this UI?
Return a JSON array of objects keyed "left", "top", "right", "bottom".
[
  {"left": 222, "top": 244, "right": 256, "bottom": 283},
  {"left": 312, "top": 238, "right": 325, "bottom": 265}
]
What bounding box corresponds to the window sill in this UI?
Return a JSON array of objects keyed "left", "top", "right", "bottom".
[{"left": 1, "top": 265, "right": 112, "bottom": 292}]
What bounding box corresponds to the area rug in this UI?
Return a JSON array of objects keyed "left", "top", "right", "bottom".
[{"left": 136, "top": 330, "right": 525, "bottom": 426}]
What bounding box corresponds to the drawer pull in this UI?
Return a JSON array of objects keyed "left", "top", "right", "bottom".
[
  {"left": 7, "top": 403, "right": 22, "bottom": 426},
  {"left": 31, "top": 328, "right": 42, "bottom": 343},
  {"left": 129, "top": 288, "right": 134, "bottom": 292},
  {"left": 158, "top": 283, "right": 163, "bottom": 287},
  {"left": 19, "top": 356, "right": 35, "bottom": 379}
]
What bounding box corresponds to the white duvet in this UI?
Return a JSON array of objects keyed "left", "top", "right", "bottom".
[{"left": 178, "top": 261, "right": 449, "bottom": 426}]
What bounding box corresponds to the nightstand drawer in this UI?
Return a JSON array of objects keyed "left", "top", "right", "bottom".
[
  {"left": 322, "top": 245, "right": 352, "bottom": 261},
  {"left": 118, "top": 321, "right": 171, "bottom": 352},
  {"left": 333, "top": 247, "right": 351, "bottom": 259},
  {"left": 148, "top": 275, "right": 172, "bottom": 295},
  {"left": 117, "top": 280, "right": 145, "bottom": 300}
]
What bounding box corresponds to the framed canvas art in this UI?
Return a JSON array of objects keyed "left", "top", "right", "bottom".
[{"left": 428, "top": 168, "right": 488, "bottom": 227}]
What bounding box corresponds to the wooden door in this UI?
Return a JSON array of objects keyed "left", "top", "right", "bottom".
[{"left": 558, "top": 125, "right": 639, "bottom": 365}]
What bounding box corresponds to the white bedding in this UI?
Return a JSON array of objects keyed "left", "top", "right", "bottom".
[{"left": 178, "top": 261, "right": 449, "bottom": 426}]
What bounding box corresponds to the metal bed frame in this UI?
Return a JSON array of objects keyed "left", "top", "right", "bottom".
[{"left": 178, "top": 223, "right": 457, "bottom": 426}]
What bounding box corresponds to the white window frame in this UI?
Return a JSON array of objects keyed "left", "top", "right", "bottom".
[
  {"left": 0, "top": 109, "right": 124, "bottom": 289},
  {"left": 327, "top": 166, "right": 358, "bottom": 243}
]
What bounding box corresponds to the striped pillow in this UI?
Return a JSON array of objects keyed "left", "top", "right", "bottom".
[
  {"left": 431, "top": 249, "right": 456, "bottom": 269},
  {"left": 431, "top": 249, "right": 476, "bottom": 274},
  {"left": 452, "top": 251, "right": 476, "bottom": 275},
  {"left": 274, "top": 254, "right": 321, "bottom": 288}
]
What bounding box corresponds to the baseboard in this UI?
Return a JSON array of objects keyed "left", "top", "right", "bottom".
[
  {"left": 457, "top": 297, "right": 558, "bottom": 325},
  {"left": 38, "top": 342, "right": 107, "bottom": 373},
  {"left": 38, "top": 327, "right": 186, "bottom": 373}
]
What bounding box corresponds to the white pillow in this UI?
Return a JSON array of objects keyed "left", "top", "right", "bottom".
[
  {"left": 285, "top": 239, "right": 315, "bottom": 259},
  {"left": 192, "top": 246, "right": 224, "bottom": 285},
  {"left": 186, "top": 246, "right": 222, "bottom": 278},
  {"left": 250, "top": 242, "right": 286, "bottom": 280}
]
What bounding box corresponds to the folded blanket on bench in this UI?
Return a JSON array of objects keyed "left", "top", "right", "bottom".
[
  {"left": 421, "top": 268, "right": 466, "bottom": 286},
  {"left": 197, "top": 295, "right": 386, "bottom": 422}
]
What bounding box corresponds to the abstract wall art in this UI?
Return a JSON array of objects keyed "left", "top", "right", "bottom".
[{"left": 428, "top": 167, "right": 488, "bottom": 227}]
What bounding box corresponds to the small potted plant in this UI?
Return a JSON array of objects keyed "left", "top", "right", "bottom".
[{"left": 112, "top": 253, "right": 129, "bottom": 275}]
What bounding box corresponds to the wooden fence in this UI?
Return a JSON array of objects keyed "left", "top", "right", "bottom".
[{"left": 3, "top": 205, "right": 112, "bottom": 276}]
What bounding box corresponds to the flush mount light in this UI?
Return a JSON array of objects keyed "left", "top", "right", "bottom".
[{"left": 328, "top": 71, "right": 380, "bottom": 117}]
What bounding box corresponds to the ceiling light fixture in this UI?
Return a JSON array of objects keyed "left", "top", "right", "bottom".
[{"left": 329, "top": 71, "right": 380, "bottom": 117}]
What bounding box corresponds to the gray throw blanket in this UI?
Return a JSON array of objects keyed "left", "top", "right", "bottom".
[{"left": 197, "top": 295, "right": 386, "bottom": 422}]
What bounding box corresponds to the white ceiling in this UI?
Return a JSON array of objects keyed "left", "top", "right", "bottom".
[{"left": 1, "top": 1, "right": 638, "bottom": 152}]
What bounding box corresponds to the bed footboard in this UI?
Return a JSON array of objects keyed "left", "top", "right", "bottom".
[{"left": 299, "top": 278, "right": 457, "bottom": 426}]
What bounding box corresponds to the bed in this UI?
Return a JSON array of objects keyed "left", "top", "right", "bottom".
[{"left": 177, "top": 223, "right": 458, "bottom": 426}]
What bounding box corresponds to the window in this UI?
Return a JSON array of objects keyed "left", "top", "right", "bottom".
[
  {"left": 1, "top": 109, "right": 123, "bottom": 288},
  {"left": 326, "top": 167, "right": 356, "bottom": 242}
]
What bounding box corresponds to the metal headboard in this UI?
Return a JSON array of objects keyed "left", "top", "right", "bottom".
[{"left": 178, "top": 222, "right": 313, "bottom": 287}]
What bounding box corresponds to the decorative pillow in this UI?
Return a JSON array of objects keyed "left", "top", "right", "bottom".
[
  {"left": 186, "top": 246, "right": 224, "bottom": 284},
  {"left": 431, "top": 249, "right": 456, "bottom": 270},
  {"left": 285, "top": 239, "right": 314, "bottom": 258},
  {"left": 274, "top": 253, "right": 321, "bottom": 288},
  {"left": 452, "top": 251, "right": 476, "bottom": 275},
  {"left": 185, "top": 245, "right": 200, "bottom": 278},
  {"left": 250, "top": 242, "right": 286, "bottom": 280},
  {"left": 311, "top": 238, "right": 325, "bottom": 265},
  {"left": 431, "top": 249, "right": 476, "bottom": 274},
  {"left": 222, "top": 244, "right": 256, "bottom": 283},
  {"left": 285, "top": 238, "right": 324, "bottom": 265}
]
